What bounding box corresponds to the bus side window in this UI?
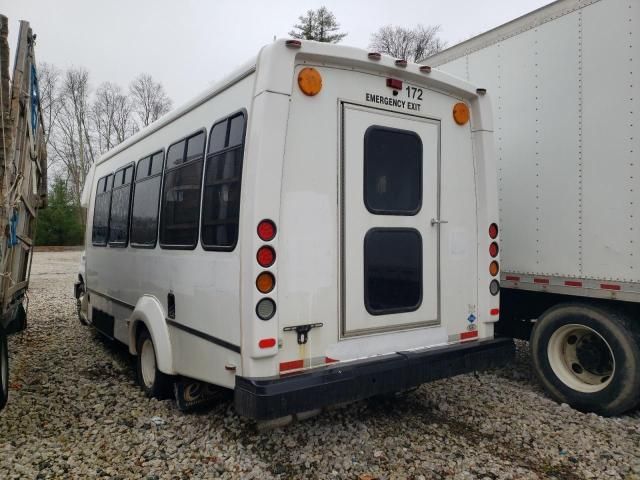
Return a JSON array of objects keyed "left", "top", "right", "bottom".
[
  {"left": 201, "top": 111, "right": 246, "bottom": 250},
  {"left": 159, "top": 131, "right": 206, "bottom": 249},
  {"left": 131, "top": 151, "right": 164, "bottom": 248},
  {"left": 92, "top": 174, "right": 113, "bottom": 246},
  {"left": 108, "top": 164, "right": 135, "bottom": 247}
]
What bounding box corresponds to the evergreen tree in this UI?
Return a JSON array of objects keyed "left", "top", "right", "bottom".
[
  {"left": 35, "top": 177, "right": 85, "bottom": 246},
  {"left": 289, "top": 7, "right": 347, "bottom": 43}
]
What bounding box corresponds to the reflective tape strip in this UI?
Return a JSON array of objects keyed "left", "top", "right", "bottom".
[
  {"left": 279, "top": 360, "right": 304, "bottom": 372},
  {"left": 460, "top": 330, "right": 479, "bottom": 341}
]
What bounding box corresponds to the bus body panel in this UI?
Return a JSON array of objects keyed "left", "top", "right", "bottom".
[{"left": 274, "top": 64, "right": 483, "bottom": 373}]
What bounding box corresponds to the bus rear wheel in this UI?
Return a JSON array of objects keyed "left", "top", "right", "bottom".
[
  {"left": 531, "top": 304, "right": 640, "bottom": 416},
  {"left": 136, "top": 329, "right": 172, "bottom": 399},
  {"left": 1, "top": 333, "right": 9, "bottom": 410}
]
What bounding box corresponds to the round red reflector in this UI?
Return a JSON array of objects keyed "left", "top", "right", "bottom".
[
  {"left": 257, "top": 246, "right": 276, "bottom": 267},
  {"left": 257, "top": 220, "right": 276, "bottom": 241},
  {"left": 258, "top": 338, "right": 276, "bottom": 349},
  {"left": 489, "top": 242, "right": 499, "bottom": 258},
  {"left": 489, "top": 223, "right": 498, "bottom": 239}
]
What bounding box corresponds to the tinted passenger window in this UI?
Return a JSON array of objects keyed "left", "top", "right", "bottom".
[
  {"left": 108, "top": 165, "right": 134, "bottom": 246},
  {"left": 364, "top": 228, "right": 422, "bottom": 315},
  {"left": 150, "top": 152, "right": 164, "bottom": 175},
  {"left": 136, "top": 157, "right": 150, "bottom": 180},
  {"left": 364, "top": 126, "right": 422, "bottom": 215},
  {"left": 209, "top": 122, "right": 226, "bottom": 152},
  {"left": 131, "top": 151, "right": 164, "bottom": 247},
  {"left": 92, "top": 174, "right": 113, "bottom": 246},
  {"left": 166, "top": 140, "right": 185, "bottom": 169},
  {"left": 160, "top": 131, "right": 206, "bottom": 248},
  {"left": 202, "top": 112, "right": 246, "bottom": 249}
]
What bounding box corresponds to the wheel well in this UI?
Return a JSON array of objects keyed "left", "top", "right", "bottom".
[
  {"left": 131, "top": 320, "right": 149, "bottom": 355},
  {"left": 498, "top": 289, "right": 640, "bottom": 340}
]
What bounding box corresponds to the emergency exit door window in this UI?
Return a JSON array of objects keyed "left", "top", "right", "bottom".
[
  {"left": 364, "top": 126, "right": 422, "bottom": 215},
  {"left": 364, "top": 228, "right": 423, "bottom": 315}
]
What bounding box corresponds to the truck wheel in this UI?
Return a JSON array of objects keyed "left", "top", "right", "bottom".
[
  {"left": 1, "top": 334, "right": 9, "bottom": 410},
  {"left": 531, "top": 304, "right": 640, "bottom": 416},
  {"left": 136, "top": 328, "right": 172, "bottom": 399}
]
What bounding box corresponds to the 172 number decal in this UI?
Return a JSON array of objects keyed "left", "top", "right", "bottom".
[{"left": 406, "top": 86, "right": 423, "bottom": 100}]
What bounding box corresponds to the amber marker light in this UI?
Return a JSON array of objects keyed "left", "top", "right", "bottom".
[
  {"left": 256, "top": 272, "right": 275, "bottom": 294},
  {"left": 490, "top": 261, "right": 500, "bottom": 277},
  {"left": 298, "top": 67, "right": 322, "bottom": 96},
  {"left": 453, "top": 102, "right": 470, "bottom": 125}
]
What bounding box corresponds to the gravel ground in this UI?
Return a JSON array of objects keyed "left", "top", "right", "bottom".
[{"left": 1, "top": 250, "right": 639, "bottom": 479}]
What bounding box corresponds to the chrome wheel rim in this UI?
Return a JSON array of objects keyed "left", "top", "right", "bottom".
[
  {"left": 140, "top": 338, "right": 157, "bottom": 388},
  {"left": 547, "top": 324, "right": 614, "bottom": 393}
]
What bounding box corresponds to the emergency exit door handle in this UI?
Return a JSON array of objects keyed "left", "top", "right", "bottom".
[{"left": 430, "top": 218, "right": 448, "bottom": 227}]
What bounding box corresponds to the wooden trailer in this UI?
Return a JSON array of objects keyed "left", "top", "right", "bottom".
[{"left": 0, "top": 14, "right": 47, "bottom": 409}]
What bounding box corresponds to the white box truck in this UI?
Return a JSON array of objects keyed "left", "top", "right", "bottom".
[
  {"left": 427, "top": 0, "right": 640, "bottom": 415},
  {"left": 76, "top": 39, "right": 513, "bottom": 421}
]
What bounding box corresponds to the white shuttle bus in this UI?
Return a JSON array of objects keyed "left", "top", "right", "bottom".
[{"left": 77, "top": 40, "right": 513, "bottom": 420}]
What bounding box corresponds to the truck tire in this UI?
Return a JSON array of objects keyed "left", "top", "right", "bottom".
[
  {"left": 1, "top": 333, "right": 9, "bottom": 410},
  {"left": 136, "top": 328, "right": 172, "bottom": 399},
  {"left": 530, "top": 304, "right": 640, "bottom": 416}
]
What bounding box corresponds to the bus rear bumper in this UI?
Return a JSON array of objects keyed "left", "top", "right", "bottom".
[{"left": 234, "top": 337, "right": 515, "bottom": 420}]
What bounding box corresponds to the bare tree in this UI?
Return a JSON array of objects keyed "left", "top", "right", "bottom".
[
  {"left": 48, "top": 68, "right": 94, "bottom": 215},
  {"left": 289, "top": 6, "right": 347, "bottom": 43},
  {"left": 37, "top": 63, "right": 62, "bottom": 154},
  {"left": 369, "top": 25, "right": 446, "bottom": 63},
  {"left": 129, "top": 74, "right": 172, "bottom": 128},
  {"left": 92, "top": 82, "right": 137, "bottom": 154}
]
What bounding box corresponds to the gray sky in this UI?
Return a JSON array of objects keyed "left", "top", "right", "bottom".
[{"left": 5, "top": 0, "right": 551, "bottom": 106}]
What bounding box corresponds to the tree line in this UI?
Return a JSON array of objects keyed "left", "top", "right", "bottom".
[
  {"left": 36, "top": 67, "right": 171, "bottom": 245},
  {"left": 36, "top": 6, "right": 444, "bottom": 245},
  {"left": 290, "top": 6, "right": 445, "bottom": 61}
]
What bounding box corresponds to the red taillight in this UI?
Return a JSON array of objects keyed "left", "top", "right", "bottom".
[
  {"left": 489, "top": 223, "right": 498, "bottom": 239},
  {"left": 257, "top": 246, "right": 276, "bottom": 267},
  {"left": 257, "top": 220, "right": 276, "bottom": 241},
  {"left": 490, "top": 308, "right": 500, "bottom": 316},
  {"left": 258, "top": 338, "right": 276, "bottom": 349},
  {"left": 489, "top": 242, "right": 499, "bottom": 258},
  {"left": 386, "top": 78, "right": 403, "bottom": 90}
]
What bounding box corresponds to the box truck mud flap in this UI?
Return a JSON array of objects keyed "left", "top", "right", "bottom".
[{"left": 234, "top": 337, "right": 514, "bottom": 420}]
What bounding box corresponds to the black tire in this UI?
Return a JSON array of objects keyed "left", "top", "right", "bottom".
[
  {"left": 1, "top": 333, "right": 9, "bottom": 410},
  {"left": 136, "top": 328, "right": 172, "bottom": 399},
  {"left": 530, "top": 303, "right": 640, "bottom": 416}
]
